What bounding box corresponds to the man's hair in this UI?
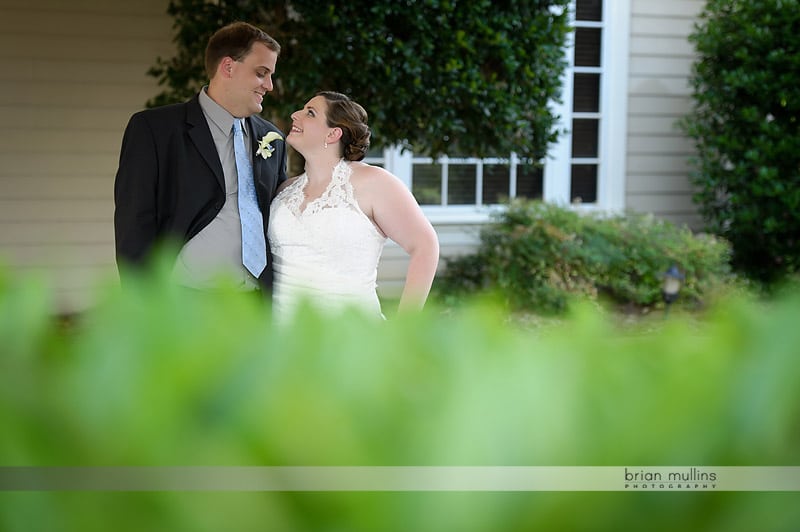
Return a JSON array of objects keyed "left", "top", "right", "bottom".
[{"left": 205, "top": 21, "right": 280, "bottom": 79}]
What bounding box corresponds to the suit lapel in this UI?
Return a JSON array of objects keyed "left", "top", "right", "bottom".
[
  {"left": 186, "top": 96, "right": 225, "bottom": 191},
  {"left": 248, "top": 117, "right": 288, "bottom": 214}
]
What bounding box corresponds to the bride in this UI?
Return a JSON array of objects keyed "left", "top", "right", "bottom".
[{"left": 268, "top": 91, "right": 440, "bottom": 320}]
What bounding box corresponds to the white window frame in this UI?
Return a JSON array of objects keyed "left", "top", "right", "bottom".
[{"left": 547, "top": 0, "right": 630, "bottom": 214}]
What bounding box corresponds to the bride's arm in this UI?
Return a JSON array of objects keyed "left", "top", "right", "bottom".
[{"left": 362, "top": 167, "right": 440, "bottom": 311}]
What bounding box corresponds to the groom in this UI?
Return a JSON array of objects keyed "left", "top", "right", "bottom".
[{"left": 114, "top": 21, "right": 287, "bottom": 292}]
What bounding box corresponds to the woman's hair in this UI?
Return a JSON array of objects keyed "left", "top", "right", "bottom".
[
  {"left": 205, "top": 22, "right": 281, "bottom": 79},
  {"left": 318, "top": 91, "right": 371, "bottom": 162}
]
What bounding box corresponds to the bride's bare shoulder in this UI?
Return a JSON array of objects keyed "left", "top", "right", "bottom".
[{"left": 349, "top": 162, "right": 398, "bottom": 187}]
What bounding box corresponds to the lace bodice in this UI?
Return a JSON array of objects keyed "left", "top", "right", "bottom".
[
  {"left": 276, "top": 158, "right": 356, "bottom": 217},
  {"left": 268, "top": 159, "right": 386, "bottom": 319}
]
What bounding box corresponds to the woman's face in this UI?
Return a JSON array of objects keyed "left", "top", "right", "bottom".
[{"left": 287, "top": 95, "right": 330, "bottom": 151}]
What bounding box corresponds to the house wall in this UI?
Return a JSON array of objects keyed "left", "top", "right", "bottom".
[
  {"left": 0, "top": 0, "right": 174, "bottom": 312},
  {"left": 625, "top": 0, "right": 704, "bottom": 228}
]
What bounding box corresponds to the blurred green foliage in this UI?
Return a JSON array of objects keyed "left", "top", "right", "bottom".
[
  {"left": 147, "top": 0, "right": 570, "bottom": 160},
  {"left": 436, "top": 200, "right": 734, "bottom": 314},
  {"left": 680, "top": 0, "right": 800, "bottom": 284},
  {"left": 1, "top": 263, "right": 799, "bottom": 531}
]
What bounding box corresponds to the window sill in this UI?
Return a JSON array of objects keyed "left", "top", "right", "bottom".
[{"left": 420, "top": 205, "right": 503, "bottom": 225}]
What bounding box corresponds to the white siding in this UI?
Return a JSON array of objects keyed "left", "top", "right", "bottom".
[
  {"left": 0, "top": 1, "right": 174, "bottom": 313},
  {"left": 378, "top": 223, "right": 482, "bottom": 301},
  {"left": 626, "top": 0, "right": 705, "bottom": 228}
]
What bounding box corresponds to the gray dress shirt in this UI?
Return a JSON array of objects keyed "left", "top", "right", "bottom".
[{"left": 171, "top": 87, "right": 260, "bottom": 290}]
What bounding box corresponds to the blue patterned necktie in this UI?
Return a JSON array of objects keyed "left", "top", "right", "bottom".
[{"left": 233, "top": 119, "right": 267, "bottom": 278}]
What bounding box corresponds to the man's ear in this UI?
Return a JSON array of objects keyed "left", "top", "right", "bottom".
[{"left": 218, "top": 57, "right": 235, "bottom": 78}]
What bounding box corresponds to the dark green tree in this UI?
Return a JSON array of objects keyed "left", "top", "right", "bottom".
[
  {"left": 148, "top": 0, "right": 570, "bottom": 160},
  {"left": 681, "top": 0, "right": 800, "bottom": 284}
]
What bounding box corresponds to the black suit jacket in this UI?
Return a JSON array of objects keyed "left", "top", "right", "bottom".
[{"left": 114, "top": 94, "right": 287, "bottom": 289}]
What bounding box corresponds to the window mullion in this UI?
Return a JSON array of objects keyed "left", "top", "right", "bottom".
[{"left": 440, "top": 155, "right": 449, "bottom": 207}]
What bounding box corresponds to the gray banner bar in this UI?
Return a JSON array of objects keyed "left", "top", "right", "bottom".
[{"left": 1, "top": 467, "right": 798, "bottom": 491}]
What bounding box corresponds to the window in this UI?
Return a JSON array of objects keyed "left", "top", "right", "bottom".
[
  {"left": 547, "top": 0, "right": 629, "bottom": 211},
  {"left": 568, "top": 2, "right": 602, "bottom": 203},
  {"left": 410, "top": 156, "right": 543, "bottom": 207},
  {"left": 365, "top": 149, "right": 543, "bottom": 221}
]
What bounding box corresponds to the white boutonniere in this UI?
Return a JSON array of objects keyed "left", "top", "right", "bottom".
[{"left": 256, "top": 131, "right": 283, "bottom": 159}]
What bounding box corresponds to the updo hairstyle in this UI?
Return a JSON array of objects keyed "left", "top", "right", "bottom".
[{"left": 317, "top": 91, "right": 371, "bottom": 162}]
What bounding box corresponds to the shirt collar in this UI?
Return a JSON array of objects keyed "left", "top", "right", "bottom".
[{"left": 198, "top": 86, "right": 247, "bottom": 138}]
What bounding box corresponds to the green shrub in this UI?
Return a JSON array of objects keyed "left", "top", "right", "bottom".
[
  {"left": 1, "top": 264, "right": 799, "bottom": 530},
  {"left": 436, "top": 200, "right": 733, "bottom": 314},
  {"left": 681, "top": 0, "right": 800, "bottom": 284}
]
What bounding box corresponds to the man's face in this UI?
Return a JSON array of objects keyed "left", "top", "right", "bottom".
[{"left": 226, "top": 42, "right": 278, "bottom": 117}]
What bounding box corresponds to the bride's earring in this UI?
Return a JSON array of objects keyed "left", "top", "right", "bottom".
[{"left": 324, "top": 141, "right": 328, "bottom": 149}]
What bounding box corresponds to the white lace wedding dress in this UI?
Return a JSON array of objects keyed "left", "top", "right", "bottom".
[{"left": 267, "top": 159, "right": 387, "bottom": 320}]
